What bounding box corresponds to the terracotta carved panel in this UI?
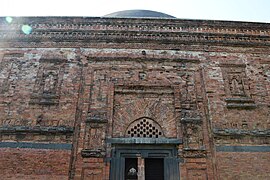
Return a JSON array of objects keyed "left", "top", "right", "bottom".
[
  {"left": 221, "top": 64, "right": 255, "bottom": 109},
  {"left": 30, "top": 57, "right": 66, "bottom": 105},
  {"left": 221, "top": 64, "right": 248, "bottom": 97},
  {"left": 0, "top": 53, "right": 24, "bottom": 94},
  {"left": 113, "top": 85, "right": 176, "bottom": 138},
  {"left": 85, "top": 60, "right": 204, "bottom": 157}
]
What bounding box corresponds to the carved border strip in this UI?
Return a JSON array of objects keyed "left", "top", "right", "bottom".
[
  {"left": 1, "top": 17, "right": 270, "bottom": 35},
  {"left": 213, "top": 128, "right": 270, "bottom": 137},
  {"left": 0, "top": 31, "right": 269, "bottom": 47}
]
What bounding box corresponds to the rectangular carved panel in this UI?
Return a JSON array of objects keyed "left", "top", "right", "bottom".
[
  {"left": 221, "top": 64, "right": 249, "bottom": 97},
  {"left": 30, "top": 57, "right": 66, "bottom": 105},
  {"left": 221, "top": 64, "right": 256, "bottom": 109},
  {"left": 0, "top": 53, "right": 24, "bottom": 94}
]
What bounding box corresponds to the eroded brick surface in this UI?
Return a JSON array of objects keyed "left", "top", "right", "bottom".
[
  {"left": 216, "top": 152, "right": 270, "bottom": 180},
  {"left": 0, "top": 148, "right": 71, "bottom": 180},
  {"left": 0, "top": 17, "right": 269, "bottom": 180}
]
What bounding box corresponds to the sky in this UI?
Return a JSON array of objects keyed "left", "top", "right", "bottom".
[{"left": 1, "top": 0, "right": 270, "bottom": 23}]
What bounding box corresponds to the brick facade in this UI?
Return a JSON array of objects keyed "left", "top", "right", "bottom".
[
  {"left": 0, "top": 148, "right": 71, "bottom": 180},
  {"left": 0, "top": 17, "right": 269, "bottom": 179}
]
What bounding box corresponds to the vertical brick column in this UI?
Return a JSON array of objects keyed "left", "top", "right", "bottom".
[{"left": 137, "top": 157, "right": 145, "bottom": 180}]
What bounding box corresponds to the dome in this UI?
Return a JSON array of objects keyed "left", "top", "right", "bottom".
[{"left": 104, "top": 10, "right": 176, "bottom": 19}]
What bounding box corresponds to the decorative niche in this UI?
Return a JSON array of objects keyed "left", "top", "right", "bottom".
[
  {"left": 220, "top": 64, "right": 256, "bottom": 109},
  {"left": 82, "top": 109, "right": 107, "bottom": 158},
  {"left": 30, "top": 57, "right": 66, "bottom": 106},
  {"left": 0, "top": 53, "right": 24, "bottom": 94}
]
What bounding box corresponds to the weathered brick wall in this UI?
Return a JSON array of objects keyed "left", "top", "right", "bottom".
[
  {"left": 202, "top": 47, "right": 270, "bottom": 180},
  {"left": 204, "top": 51, "right": 270, "bottom": 134},
  {"left": 0, "top": 17, "right": 269, "bottom": 180},
  {"left": 0, "top": 49, "right": 81, "bottom": 129},
  {"left": 0, "top": 48, "right": 82, "bottom": 179},
  {"left": 216, "top": 152, "right": 270, "bottom": 180},
  {"left": 0, "top": 148, "right": 71, "bottom": 180}
]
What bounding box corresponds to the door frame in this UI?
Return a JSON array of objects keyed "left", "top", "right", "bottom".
[{"left": 109, "top": 140, "right": 181, "bottom": 180}]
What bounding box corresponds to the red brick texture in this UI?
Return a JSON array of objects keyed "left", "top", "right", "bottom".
[
  {"left": 0, "top": 17, "right": 269, "bottom": 180},
  {"left": 216, "top": 152, "right": 270, "bottom": 180},
  {"left": 0, "top": 148, "right": 71, "bottom": 180}
]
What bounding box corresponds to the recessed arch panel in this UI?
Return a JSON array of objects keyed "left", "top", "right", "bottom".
[{"left": 125, "top": 117, "right": 164, "bottom": 138}]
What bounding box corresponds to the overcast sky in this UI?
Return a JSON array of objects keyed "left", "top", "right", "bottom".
[{"left": 1, "top": 0, "right": 270, "bottom": 23}]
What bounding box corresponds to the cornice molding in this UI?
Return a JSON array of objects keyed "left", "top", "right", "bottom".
[{"left": 0, "top": 17, "right": 269, "bottom": 48}]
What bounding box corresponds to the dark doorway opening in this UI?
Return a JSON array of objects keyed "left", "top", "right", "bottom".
[
  {"left": 145, "top": 158, "right": 164, "bottom": 180},
  {"left": 125, "top": 158, "right": 138, "bottom": 180},
  {"left": 109, "top": 144, "right": 180, "bottom": 180}
]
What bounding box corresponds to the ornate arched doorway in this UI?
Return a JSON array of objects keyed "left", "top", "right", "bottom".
[{"left": 108, "top": 117, "right": 181, "bottom": 180}]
